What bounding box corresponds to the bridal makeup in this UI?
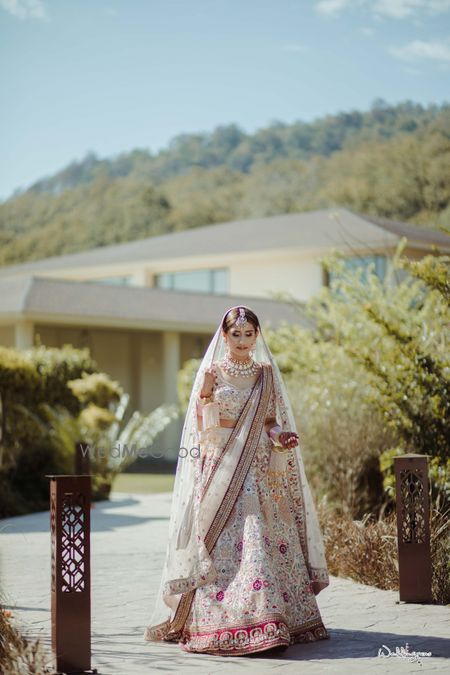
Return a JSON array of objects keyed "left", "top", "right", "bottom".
[{"left": 222, "top": 321, "right": 257, "bottom": 361}]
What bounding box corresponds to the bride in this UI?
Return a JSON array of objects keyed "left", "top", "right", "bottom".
[{"left": 144, "top": 305, "right": 329, "bottom": 655}]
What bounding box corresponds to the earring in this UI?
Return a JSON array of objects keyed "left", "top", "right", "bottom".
[{"left": 224, "top": 340, "right": 231, "bottom": 357}]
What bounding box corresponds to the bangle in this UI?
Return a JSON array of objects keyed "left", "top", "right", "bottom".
[
  {"left": 269, "top": 425, "right": 282, "bottom": 446},
  {"left": 199, "top": 392, "right": 213, "bottom": 404}
]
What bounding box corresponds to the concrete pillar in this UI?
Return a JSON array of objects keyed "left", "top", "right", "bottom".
[
  {"left": 129, "top": 332, "right": 141, "bottom": 411},
  {"left": 162, "top": 331, "right": 180, "bottom": 404},
  {"left": 161, "top": 331, "right": 181, "bottom": 461},
  {"left": 15, "top": 320, "right": 34, "bottom": 350},
  {"left": 131, "top": 269, "right": 147, "bottom": 286}
]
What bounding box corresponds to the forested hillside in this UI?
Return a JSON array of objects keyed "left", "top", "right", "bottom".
[{"left": 1, "top": 99, "right": 449, "bottom": 267}]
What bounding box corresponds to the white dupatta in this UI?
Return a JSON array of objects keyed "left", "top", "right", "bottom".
[{"left": 144, "top": 305, "right": 329, "bottom": 642}]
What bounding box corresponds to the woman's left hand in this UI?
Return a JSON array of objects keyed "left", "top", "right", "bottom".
[{"left": 278, "top": 431, "right": 299, "bottom": 449}]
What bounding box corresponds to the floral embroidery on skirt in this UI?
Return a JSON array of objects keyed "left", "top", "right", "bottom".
[{"left": 180, "top": 427, "right": 329, "bottom": 655}]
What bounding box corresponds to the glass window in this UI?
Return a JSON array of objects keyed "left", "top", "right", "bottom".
[
  {"left": 172, "top": 269, "right": 211, "bottom": 292},
  {"left": 212, "top": 268, "right": 228, "bottom": 294},
  {"left": 157, "top": 272, "right": 174, "bottom": 290},
  {"left": 155, "top": 268, "right": 229, "bottom": 294},
  {"left": 96, "top": 276, "right": 134, "bottom": 286},
  {"left": 327, "top": 254, "right": 386, "bottom": 286}
]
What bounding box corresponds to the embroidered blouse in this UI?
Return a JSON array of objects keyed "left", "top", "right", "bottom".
[{"left": 197, "top": 362, "right": 277, "bottom": 428}]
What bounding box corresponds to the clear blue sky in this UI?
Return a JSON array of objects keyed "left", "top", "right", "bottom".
[{"left": 1, "top": 0, "right": 449, "bottom": 201}]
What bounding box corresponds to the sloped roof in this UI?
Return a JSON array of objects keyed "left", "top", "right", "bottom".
[
  {"left": 0, "top": 207, "right": 447, "bottom": 279},
  {"left": 357, "top": 211, "right": 450, "bottom": 246},
  {"left": 0, "top": 276, "right": 309, "bottom": 332}
]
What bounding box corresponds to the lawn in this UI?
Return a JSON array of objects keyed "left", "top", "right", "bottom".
[{"left": 112, "top": 472, "right": 175, "bottom": 494}]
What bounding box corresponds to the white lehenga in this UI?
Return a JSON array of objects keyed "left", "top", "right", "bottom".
[{"left": 144, "top": 306, "right": 329, "bottom": 656}]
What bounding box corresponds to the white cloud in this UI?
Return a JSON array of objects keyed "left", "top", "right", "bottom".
[
  {"left": 314, "top": 0, "right": 450, "bottom": 18},
  {"left": 374, "top": 0, "right": 450, "bottom": 18},
  {"left": 390, "top": 39, "right": 450, "bottom": 62},
  {"left": 315, "top": 0, "right": 353, "bottom": 16},
  {"left": 0, "top": 0, "right": 47, "bottom": 20}
]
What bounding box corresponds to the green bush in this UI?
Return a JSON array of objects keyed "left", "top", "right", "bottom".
[
  {"left": 257, "top": 323, "right": 394, "bottom": 515},
  {"left": 0, "top": 344, "right": 169, "bottom": 515},
  {"left": 265, "top": 239, "right": 449, "bottom": 515},
  {"left": 0, "top": 345, "right": 99, "bottom": 516}
]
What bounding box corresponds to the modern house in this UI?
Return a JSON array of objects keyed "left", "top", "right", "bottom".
[{"left": 0, "top": 207, "right": 448, "bottom": 458}]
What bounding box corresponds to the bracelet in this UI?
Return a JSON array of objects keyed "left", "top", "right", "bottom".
[
  {"left": 269, "top": 425, "right": 282, "bottom": 446},
  {"left": 199, "top": 392, "right": 213, "bottom": 404}
]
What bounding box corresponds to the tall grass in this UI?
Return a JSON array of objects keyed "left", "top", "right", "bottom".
[
  {"left": 0, "top": 602, "right": 55, "bottom": 675},
  {"left": 318, "top": 502, "right": 450, "bottom": 604}
]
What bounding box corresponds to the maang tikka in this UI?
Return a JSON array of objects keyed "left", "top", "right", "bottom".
[{"left": 235, "top": 307, "right": 247, "bottom": 327}]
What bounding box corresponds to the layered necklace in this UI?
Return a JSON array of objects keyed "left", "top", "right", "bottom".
[{"left": 222, "top": 352, "right": 260, "bottom": 378}]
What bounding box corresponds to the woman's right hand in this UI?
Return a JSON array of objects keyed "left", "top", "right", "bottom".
[
  {"left": 278, "top": 431, "right": 299, "bottom": 449},
  {"left": 200, "top": 369, "right": 214, "bottom": 398}
]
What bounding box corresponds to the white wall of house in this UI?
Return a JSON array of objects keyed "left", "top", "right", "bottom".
[{"left": 228, "top": 255, "right": 324, "bottom": 301}]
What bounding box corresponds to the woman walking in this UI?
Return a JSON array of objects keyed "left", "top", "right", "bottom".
[{"left": 144, "top": 305, "right": 329, "bottom": 655}]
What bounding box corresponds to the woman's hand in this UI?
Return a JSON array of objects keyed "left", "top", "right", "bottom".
[
  {"left": 278, "top": 431, "right": 299, "bottom": 449},
  {"left": 199, "top": 369, "right": 214, "bottom": 398}
]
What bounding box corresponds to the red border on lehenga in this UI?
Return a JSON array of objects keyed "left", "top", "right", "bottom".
[
  {"left": 180, "top": 618, "right": 290, "bottom": 655},
  {"left": 180, "top": 617, "right": 329, "bottom": 656}
]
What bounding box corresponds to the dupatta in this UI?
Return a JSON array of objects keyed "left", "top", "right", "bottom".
[{"left": 144, "top": 305, "right": 329, "bottom": 642}]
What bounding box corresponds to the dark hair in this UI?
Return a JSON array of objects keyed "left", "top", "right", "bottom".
[{"left": 222, "top": 307, "right": 260, "bottom": 333}]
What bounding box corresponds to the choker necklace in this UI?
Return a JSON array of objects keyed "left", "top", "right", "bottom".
[{"left": 222, "top": 353, "right": 260, "bottom": 377}]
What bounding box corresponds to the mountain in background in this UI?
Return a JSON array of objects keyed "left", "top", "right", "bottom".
[{"left": 1, "top": 98, "right": 449, "bottom": 267}]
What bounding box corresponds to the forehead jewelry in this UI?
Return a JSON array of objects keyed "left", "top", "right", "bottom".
[{"left": 234, "top": 308, "right": 247, "bottom": 327}]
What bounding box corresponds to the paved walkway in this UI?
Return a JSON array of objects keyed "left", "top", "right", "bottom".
[{"left": 1, "top": 491, "right": 449, "bottom": 674}]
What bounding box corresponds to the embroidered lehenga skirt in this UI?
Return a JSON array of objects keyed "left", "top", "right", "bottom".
[{"left": 178, "top": 426, "right": 329, "bottom": 656}]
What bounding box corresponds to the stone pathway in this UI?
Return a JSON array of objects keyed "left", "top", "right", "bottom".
[{"left": 1, "top": 491, "right": 449, "bottom": 674}]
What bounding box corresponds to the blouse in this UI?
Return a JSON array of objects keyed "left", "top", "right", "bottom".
[{"left": 197, "top": 362, "right": 277, "bottom": 428}]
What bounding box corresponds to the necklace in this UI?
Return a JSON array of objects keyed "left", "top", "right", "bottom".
[{"left": 222, "top": 353, "right": 260, "bottom": 377}]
